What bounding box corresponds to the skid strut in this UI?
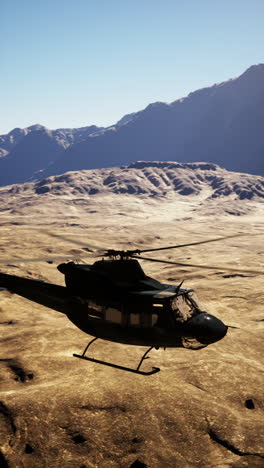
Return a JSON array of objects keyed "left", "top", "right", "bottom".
[{"left": 73, "top": 339, "right": 160, "bottom": 375}]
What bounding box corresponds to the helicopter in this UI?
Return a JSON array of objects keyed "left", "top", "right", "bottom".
[{"left": 0, "top": 233, "right": 262, "bottom": 375}]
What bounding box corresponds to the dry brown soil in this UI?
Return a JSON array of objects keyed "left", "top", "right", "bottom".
[{"left": 0, "top": 191, "right": 264, "bottom": 467}]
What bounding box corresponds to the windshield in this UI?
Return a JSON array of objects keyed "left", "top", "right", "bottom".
[{"left": 170, "top": 291, "right": 204, "bottom": 323}]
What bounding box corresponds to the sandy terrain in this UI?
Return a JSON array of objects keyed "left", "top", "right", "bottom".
[{"left": 0, "top": 174, "right": 264, "bottom": 467}]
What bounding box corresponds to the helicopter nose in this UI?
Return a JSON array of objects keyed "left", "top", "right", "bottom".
[{"left": 185, "top": 313, "right": 228, "bottom": 344}]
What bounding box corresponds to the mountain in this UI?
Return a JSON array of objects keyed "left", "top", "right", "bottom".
[
  {"left": 0, "top": 125, "right": 36, "bottom": 153},
  {"left": 0, "top": 124, "right": 104, "bottom": 186},
  {"left": 0, "top": 125, "right": 38, "bottom": 159},
  {"left": 0, "top": 64, "right": 263, "bottom": 186},
  {"left": 41, "top": 64, "right": 264, "bottom": 179}
]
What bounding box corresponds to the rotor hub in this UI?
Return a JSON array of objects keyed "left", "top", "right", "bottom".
[{"left": 104, "top": 249, "right": 140, "bottom": 260}]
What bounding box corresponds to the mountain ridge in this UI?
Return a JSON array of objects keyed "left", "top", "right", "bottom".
[
  {"left": 0, "top": 64, "right": 264, "bottom": 185},
  {"left": 0, "top": 124, "right": 104, "bottom": 185}
]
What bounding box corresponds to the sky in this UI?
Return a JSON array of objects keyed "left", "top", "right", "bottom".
[{"left": 0, "top": 0, "right": 263, "bottom": 135}]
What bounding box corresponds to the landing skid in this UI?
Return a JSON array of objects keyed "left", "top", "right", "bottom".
[{"left": 73, "top": 338, "right": 160, "bottom": 376}]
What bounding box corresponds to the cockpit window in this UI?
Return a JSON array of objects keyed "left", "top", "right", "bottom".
[
  {"left": 171, "top": 291, "right": 203, "bottom": 323},
  {"left": 186, "top": 291, "right": 203, "bottom": 311}
]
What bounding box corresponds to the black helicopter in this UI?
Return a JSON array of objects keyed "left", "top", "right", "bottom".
[{"left": 0, "top": 233, "right": 261, "bottom": 375}]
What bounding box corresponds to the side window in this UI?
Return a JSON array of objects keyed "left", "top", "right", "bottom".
[
  {"left": 130, "top": 313, "right": 140, "bottom": 326},
  {"left": 152, "top": 304, "right": 163, "bottom": 327},
  {"left": 152, "top": 313, "right": 158, "bottom": 326},
  {"left": 105, "top": 307, "right": 122, "bottom": 324}
]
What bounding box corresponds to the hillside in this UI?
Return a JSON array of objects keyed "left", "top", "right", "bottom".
[
  {"left": 3, "top": 161, "right": 264, "bottom": 199},
  {"left": 1, "top": 162, "right": 263, "bottom": 222}
]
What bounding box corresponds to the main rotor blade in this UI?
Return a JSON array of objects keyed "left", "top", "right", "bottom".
[
  {"left": 40, "top": 230, "right": 105, "bottom": 252},
  {"left": 137, "top": 234, "right": 247, "bottom": 254},
  {"left": 0, "top": 254, "right": 94, "bottom": 264},
  {"left": 131, "top": 255, "right": 264, "bottom": 275}
]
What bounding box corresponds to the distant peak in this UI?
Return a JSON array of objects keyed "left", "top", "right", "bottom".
[
  {"left": 27, "top": 124, "right": 46, "bottom": 131},
  {"left": 244, "top": 63, "right": 264, "bottom": 73},
  {"left": 238, "top": 63, "right": 264, "bottom": 81},
  {"left": 8, "top": 127, "right": 24, "bottom": 136},
  {"left": 145, "top": 101, "right": 169, "bottom": 111}
]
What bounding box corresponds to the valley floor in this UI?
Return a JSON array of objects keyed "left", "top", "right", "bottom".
[{"left": 0, "top": 192, "right": 264, "bottom": 467}]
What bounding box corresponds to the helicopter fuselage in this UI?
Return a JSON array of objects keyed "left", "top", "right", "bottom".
[{"left": 0, "top": 259, "right": 228, "bottom": 349}]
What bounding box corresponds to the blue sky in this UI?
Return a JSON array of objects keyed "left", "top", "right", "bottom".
[{"left": 0, "top": 0, "right": 263, "bottom": 134}]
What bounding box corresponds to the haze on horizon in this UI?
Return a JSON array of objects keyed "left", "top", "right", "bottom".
[{"left": 0, "top": 0, "right": 263, "bottom": 135}]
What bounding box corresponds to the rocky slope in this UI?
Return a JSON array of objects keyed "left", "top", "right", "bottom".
[
  {"left": 3, "top": 161, "right": 264, "bottom": 201},
  {"left": 0, "top": 162, "right": 263, "bottom": 227}
]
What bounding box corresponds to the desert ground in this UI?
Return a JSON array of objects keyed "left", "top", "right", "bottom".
[{"left": 0, "top": 182, "right": 264, "bottom": 467}]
